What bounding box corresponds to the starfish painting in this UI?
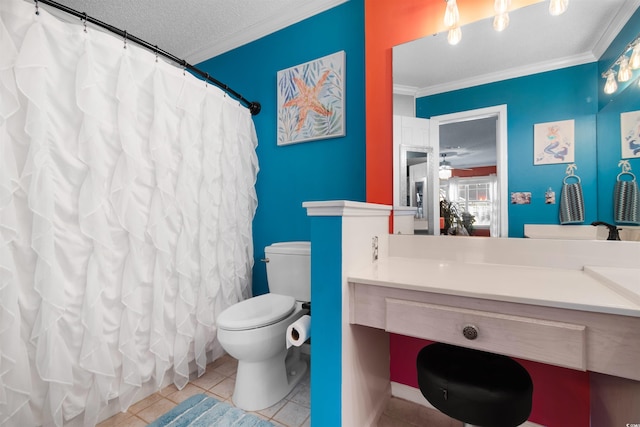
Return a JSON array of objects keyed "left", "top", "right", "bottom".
[
  {"left": 283, "top": 70, "right": 333, "bottom": 131},
  {"left": 276, "top": 51, "right": 344, "bottom": 145}
]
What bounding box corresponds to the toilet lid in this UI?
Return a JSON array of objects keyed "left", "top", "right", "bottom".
[{"left": 217, "top": 294, "right": 296, "bottom": 331}]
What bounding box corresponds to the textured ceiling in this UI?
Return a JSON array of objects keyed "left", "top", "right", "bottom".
[{"left": 37, "top": 0, "right": 347, "bottom": 64}]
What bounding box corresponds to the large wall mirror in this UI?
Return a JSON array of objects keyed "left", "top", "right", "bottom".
[{"left": 393, "top": 0, "right": 640, "bottom": 237}]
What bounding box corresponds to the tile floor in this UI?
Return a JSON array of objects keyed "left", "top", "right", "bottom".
[{"left": 96, "top": 353, "right": 458, "bottom": 427}]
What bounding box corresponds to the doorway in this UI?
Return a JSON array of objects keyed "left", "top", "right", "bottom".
[{"left": 428, "top": 105, "right": 508, "bottom": 237}]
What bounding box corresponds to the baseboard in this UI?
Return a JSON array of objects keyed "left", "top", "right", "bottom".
[
  {"left": 391, "top": 382, "right": 435, "bottom": 409},
  {"left": 363, "top": 383, "right": 391, "bottom": 427},
  {"left": 390, "top": 382, "right": 545, "bottom": 427}
]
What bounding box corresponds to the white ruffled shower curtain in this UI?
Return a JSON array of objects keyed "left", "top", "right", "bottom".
[{"left": 0, "top": 1, "right": 258, "bottom": 426}]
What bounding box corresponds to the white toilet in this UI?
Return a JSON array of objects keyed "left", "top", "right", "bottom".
[{"left": 216, "top": 241, "right": 311, "bottom": 411}]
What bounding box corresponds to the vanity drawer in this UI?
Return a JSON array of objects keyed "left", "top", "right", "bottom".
[{"left": 385, "top": 298, "right": 586, "bottom": 370}]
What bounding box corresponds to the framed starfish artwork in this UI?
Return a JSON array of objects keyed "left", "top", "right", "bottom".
[
  {"left": 277, "top": 51, "right": 345, "bottom": 145},
  {"left": 533, "top": 119, "right": 575, "bottom": 165}
]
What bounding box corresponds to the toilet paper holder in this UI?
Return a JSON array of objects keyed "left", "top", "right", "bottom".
[{"left": 302, "top": 301, "right": 311, "bottom": 315}]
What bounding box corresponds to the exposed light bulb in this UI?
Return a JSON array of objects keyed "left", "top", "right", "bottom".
[
  {"left": 447, "top": 26, "right": 462, "bottom": 45},
  {"left": 493, "top": 12, "right": 510, "bottom": 32},
  {"left": 604, "top": 71, "right": 618, "bottom": 94},
  {"left": 444, "top": 0, "right": 459, "bottom": 28},
  {"left": 630, "top": 43, "right": 640, "bottom": 69},
  {"left": 618, "top": 56, "right": 633, "bottom": 82},
  {"left": 439, "top": 169, "right": 452, "bottom": 180},
  {"left": 549, "top": 0, "right": 569, "bottom": 16},
  {"left": 494, "top": 0, "right": 510, "bottom": 14}
]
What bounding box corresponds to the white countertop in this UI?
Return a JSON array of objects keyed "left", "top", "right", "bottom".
[{"left": 348, "top": 257, "right": 640, "bottom": 318}]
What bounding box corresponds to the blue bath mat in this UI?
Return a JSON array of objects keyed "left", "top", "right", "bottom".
[{"left": 147, "top": 394, "right": 274, "bottom": 427}]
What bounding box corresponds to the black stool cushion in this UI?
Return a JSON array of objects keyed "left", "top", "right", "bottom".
[{"left": 417, "top": 343, "right": 533, "bottom": 427}]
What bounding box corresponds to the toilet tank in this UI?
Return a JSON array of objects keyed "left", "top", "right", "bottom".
[{"left": 265, "top": 241, "right": 311, "bottom": 302}]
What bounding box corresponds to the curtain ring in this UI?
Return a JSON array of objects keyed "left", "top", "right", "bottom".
[
  {"left": 205, "top": 73, "right": 209, "bottom": 87},
  {"left": 34, "top": 0, "right": 39, "bottom": 15},
  {"left": 83, "top": 12, "right": 88, "bottom": 33},
  {"left": 123, "top": 30, "right": 127, "bottom": 49},
  {"left": 154, "top": 45, "right": 158, "bottom": 62}
]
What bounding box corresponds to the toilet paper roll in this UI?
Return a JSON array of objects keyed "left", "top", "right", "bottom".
[{"left": 286, "top": 315, "right": 311, "bottom": 348}]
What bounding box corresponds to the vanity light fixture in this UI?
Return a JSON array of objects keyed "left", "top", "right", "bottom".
[
  {"left": 604, "top": 70, "right": 618, "bottom": 95},
  {"left": 618, "top": 56, "right": 633, "bottom": 82},
  {"left": 444, "top": 0, "right": 460, "bottom": 28},
  {"left": 493, "top": 12, "right": 510, "bottom": 32},
  {"left": 548, "top": 0, "right": 569, "bottom": 16},
  {"left": 493, "top": 0, "right": 511, "bottom": 31},
  {"left": 448, "top": 26, "right": 462, "bottom": 45},
  {"left": 444, "top": 0, "right": 461, "bottom": 45},
  {"left": 494, "top": 0, "right": 510, "bottom": 14},
  {"left": 630, "top": 42, "right": 640, "bottom": 69},
  {"left": 446, "top": 0, "right": 570, "bottom": 46},
  {"left": 601, "top": 35, "right": 640, "bottom": 94}
]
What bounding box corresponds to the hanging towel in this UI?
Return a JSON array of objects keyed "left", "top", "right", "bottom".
[
  {"left": 614, "top": 172, "right": 640, "bottom": 225},
  {"left": 559, "top": 175, "right": 585, "bottom": 224}
]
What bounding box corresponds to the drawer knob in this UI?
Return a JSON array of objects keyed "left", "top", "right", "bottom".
[{"left": 462, "top": 325, "right": 479, "bottom": 340}]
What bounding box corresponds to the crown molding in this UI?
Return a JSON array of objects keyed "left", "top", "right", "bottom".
[
  {"left": 592, "top": 0, "right": 640, "bottom": 59},
  {"left": 393, "top": 84, "right": 419, "bottom": 96},
  {"left": 415, "top": 52, "right": 597, "bottom": 98},
  {"left": 186, "top": 0, "right": 348, "bottom": 64}
]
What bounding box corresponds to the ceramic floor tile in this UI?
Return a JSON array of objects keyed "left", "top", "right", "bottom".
[
  {"left": 96, "top": 411, "right": 135, "bottom": 427},
  {"left": 165, "top": 383, "right": 206, "bottom": 404},
  {"left": 97, "top": 351, "right": 465, "bottom": 427},
  {"left": 381, "top": 397, "right": 462, "bottom": 427},
  {"left": 272, "top": 400, "right": 310, "bottom": 427},
  {"left": 383, "top": 397, "right": 425, "bottom": 425},
  {"left": 112, "top": 415, "right": 148, "bottom": 427},
  {"left": 416, "top": 404, "right": 464, "bottom": 427},
  {"left": 191, "top": 368, "right": 226, "bottom": 390},
  {"left": 377, "top": 413, "right": 417, "bottom": 427},
  {"left": 207, "top": 354, "right": 234, "bottom": 369},
  {"left": 135, "top": 397, "right": 177, "bottom": 423},
  {"left": 128, "top": 392, "right": 163, "bottom": 414},
  {"left": 158, "top": 383, "right": 179, "bottom": 397},
  {"left": 256, "top": 397, "right": 288, "bottom": 419},
  {"left": 287, "top": 383, "right": 310, "bottom": 408},
  {"left": 213, "top": 357, "right": 239, "bottom": 377},
  {"left": 209, "top": 377, "right": 236, "bottom": 400}
]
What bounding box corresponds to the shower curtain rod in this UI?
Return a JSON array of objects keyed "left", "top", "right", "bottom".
[{"left": 34, "top": 0, "right": 262, "bottom": 116}]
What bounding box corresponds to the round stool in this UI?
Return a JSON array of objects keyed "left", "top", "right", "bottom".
[{"left": 417, "top": 343, "right": 533, "bottom": 427}]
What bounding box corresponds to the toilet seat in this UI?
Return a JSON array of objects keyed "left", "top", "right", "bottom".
[{"left": 217, "top": 294, "right": 296, "bottom": 331}]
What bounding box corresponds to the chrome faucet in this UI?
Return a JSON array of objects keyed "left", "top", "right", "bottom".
[{"left": 591, "top": 221, "right": 621, "bottom": 241}]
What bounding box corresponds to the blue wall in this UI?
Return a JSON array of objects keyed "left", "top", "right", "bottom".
[
  {"left": 308, "top": 215, "right": 343, "bottom": 426},
  {"left": 197, "top": 1, "right": 366, "bottom": 296},
  {"left": 417, "top": 64, "right": 599, "bottom": 237},
  {"left": 597, "top": 8, "right": 640, "bottom": 223}
]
